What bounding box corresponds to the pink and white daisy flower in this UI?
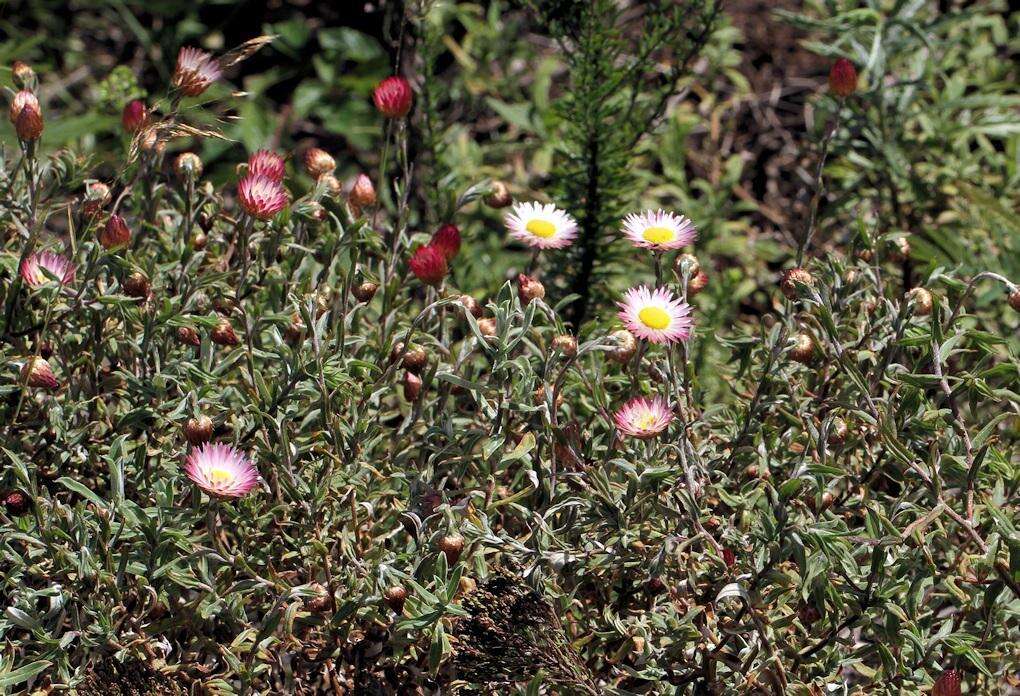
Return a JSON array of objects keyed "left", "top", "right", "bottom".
[
  {"left": 617, "top": 285, "right": 694, "bottom": 344},
  {"left": 172, "top": 47, "right": 222, "bottom": 97},
  {"left": 504, "top": 202, "right": 578, "bottom": 250},
  {"left": 247, "top": 149, "right": 286, "bottom": 182},
  {"left": 614, "top": 396, "right": 674, "bottom": 439},
  {"left": 20, "top": 252, "right": 75, "bottom": 288},
  {"left": 184, "top": 442, "right": 259, "bottom": 499},
  {"left": 237, "top": 174, "right": 289, "bottom": 220},
  {"left": 621, "top": 209, "right": 697, "bottom": 251}
]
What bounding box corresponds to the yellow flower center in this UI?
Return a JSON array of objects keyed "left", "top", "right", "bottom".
[
  {"left": 638, "top": 306, "right": 671, "bottom": 330},
  {"left": 635, "top": 412, "right": 660, "bottom": 430},
  {"left": 526, "top": 219, "right": 557, "bottom": 238},
  {"left": 207, "top": 467, "right": 235, "bottom": 485},
  {"left": 642, "top": 226, "right": 675, "bottom": 245}
]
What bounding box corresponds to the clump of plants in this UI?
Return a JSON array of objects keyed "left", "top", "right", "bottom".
[{"left": 1, "top": 3, "right": 1018, "bottom": 695}]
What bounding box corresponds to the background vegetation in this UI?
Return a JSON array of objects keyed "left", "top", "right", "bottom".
[{"left": 0, "top": 0, "right": 1017, "bottom": 693}]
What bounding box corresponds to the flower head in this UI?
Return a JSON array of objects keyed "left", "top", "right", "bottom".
[
  {"left": 373, "top": 76, "right": 413, "bottom": 118},
  {"left": 349, "top": 174, "right": 376, "bottom": 209},
  {"left": 829, "top": 58, "right": 857, "bottom": 98},
  {"left": 237, "top": 174, "right": 288, "bottom": 220},
  {"left": 409, "top": 245, "right": 448, "bottom": 287},
  {"left": 172, "top": 47, "right": 222, "bottom": 97},
  {"left": 614, "top": 396, "right": 673, "bottom": 439},
  {"left": 504, "top": 202, "right": 578, "bottom": 250},
  {"left": 184, "top": 442, "right": 259, "bottom": 499},
  {"left": 933, "top": 670, "right": 961, "bottom": 696},
  {"left": 303, "top": 148, "right": 335, "bottom": 178},
  {"left": 431, "top": 223, "right": 461, "bottom": 261},
  {"left": 21, "top": 356, "right": 58, "bottom": 390},
  {"left": 121, "top": 100, "right": 149, "bottom": 133},
  {"left": 8, "top": 90, "right": 38, "bottom": 124},
  {"left": 617, "top": 286, "right": 693, "bottom": 344},
  {"left": 20, "top": 252, "right": 75, "bottom": 288},
  {"left": 14, "top": 102, "right": 43, "bottom": 141},
  {"left": 100, "top": 214, "right": 132, "bottom": 250},
  {"left": 247, "top": 149, "right": 286, "bottom": 182},
  {"left": 621, "top": 209, "right": 697, "bottom": 251}
]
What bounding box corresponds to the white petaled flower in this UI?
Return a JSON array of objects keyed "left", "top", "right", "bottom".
[
  {"left": 504, "top": 202, "right": 578, "bottom": 250},
  {"left": 617, "top": 285, "right": 694, "bottom": 344},
  {"left": 621, "top": 209, "right": 697, "bottom": 251},
  {"left": 614, "top": 396, "right": 674, "bottom": 439},
  {"left": 184, "top": 443, "right": 260, "bottom": 499}
]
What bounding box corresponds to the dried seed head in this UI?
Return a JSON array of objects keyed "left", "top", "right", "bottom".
[
  {"left": 22, "top": 357, "right": 58, "bottom": 389},
  {"left": 516, "top": 274, "right": 545, "bottom": 305},
  {"left": 403, "top": 371, "right": 422, "bottom": 400},
  {"left": 820, "top": 491, "right": 834, "bottom": 510},
  {"left": 383, "top": 586, "right": 408, "bottom": 614},
  {"left": 608, "top": 329, "right": 638, "bottom": 364},
  {"left": 437, "top": 533, "right": 465, "bottom": 565},
  {"left": 828, "top": 58, "right": 858, "bottom": 98},
  {"left": 780, "top": 267, "right": 815, "bottom": 300},
  {"left": 3, "top": 490, "right": 29, "bottom": 516},
  {"left": 303, "top": 147, "right": 336, "bottom": 178},
  {"left": 789, "top": 332, "right": 815, "bottom": 364},
  {"left": 645, "top": 577, "right": 667, "bottom": 596},
  {"left": 459, "top": 294, "right": 483, "bottom": 318},
  {"left": 906, "top": 287, "right": 933, "bottom": 315},
  {"left": 176, "top": 326, "right": 201, "bottom": 347},
  {"left": 211, "top": 319, "right": 240, "bottom": 346},
  {"left": 184, "top": 415, "right": 215, "bottom": 446},
  {"left": 174, "top": 152, "right": 203, "bottom": 179},
  {"left": 100, "top": 214, "right": 132, "bottom": 250},
  {"left": 551, "top": 334, "right": 578, "bottom": 358},
  {"left": 485, "top": 181, "right": 512, "bottom": 209},
  {"left": 352, "top": 281, "right": 379, "bottom": 303},
  {"left": 123, "top": 271, "right": 150, "bottom": 298},
  {"left": 687, "top": 271, "right": 709, "bottom": 297}
]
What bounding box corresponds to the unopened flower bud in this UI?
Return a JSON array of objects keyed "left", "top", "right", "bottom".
[
  {"left": 211, "top": 319, "right": 239, "bottom": 346},
  {"left": 21, "top": 356, "right": 57, "bottom": 389},
  {"left": 100, "top": 214, "right": 132, "bottom": 250},
  {"left": 722, "top": 548, "right": 736, "bottom": 568},
  {"left": 828, "top": 58, "right": 858, "bottom": 98},
  {"left": 906, "top": 287, "right": 933, "bottom": 316},
  {"left": 83, "top": 182, "right": 111, "bottom": 217},
  {"left": 551, "top": 334, "right": 577, "bottom": 357},
  {"left": 303, "top": 583, "right": 332, "bottom": 613},
  {"left": 283, "top": 313, "right": 304, "bottom": 344},
  {"left": 476, "top": 317, "right": 497, "bottom": 337},
  {"left": 121, "top": 100, "right": 149, "bottom": 134},
  {"left": 373, "top": 76, "right": 413, "bottom": 118},
  {"left": 780, "top": 267, "right": 815, "bottom": 300},
  {"left": 889, "top": 236, "right": 911, "bottom": 262},
  {"left": 687, "top": 271, "right": 709, "bottom": 297},
  {"left": 517, "top": 274, "right": 545, "bottom": 305},
  {"left": 174, "top": 152, "right": 203, "bottom": 179},
  {"left": 485, "top": 181, "right": 512, "bottom": 208},
  {"left": 932, "top": 669, "right": 961, "bottom": 696},
  {"left": 320, "top": 174, "right": 342, "bottom": 197},
  {"left": 8, "top": 90, "right": 38, "bottom": 124},
  {"left": 409, "top": 245, "right": 447, "bottom": 287},
  {"left": 176, "top": 326, "right": 201, "bottom": 347},
  {"left": 303, "top": 147, "right": 336, "bottom": 178},
  {"left": 184, "top": 415, "right": 214, "bottom": 445},
  {"left": 14, "top": 100, "right": 43, "bottom": 141},
  {"left": 123, "top": 271, "right": 150, "bottom": 298},
  {"left": 608, "top": 329, "right": 637, "bottom": 364},
  {"left": 349, "top": 174, "right": 376, "bottom": 208},
  {"left": 431, "top": 223, "right": 461, "bottom": 262},
  {"left": 3, "top": 490, "right": 30, "bottom": 516},
  {"left": 1009, "top": 288, "right": 1020, "bottom": 312},
  {"left": 437, "top": 533, "right": 464, "bottom": 565},
  {"left": 191, "top": 232, "right": 208, "bottom": 251},
  {"left": 674, "top": 252, "right": 700, "bottom": 278},
  {"left": 459, "top": 294, "right": 483, "bottom": 318},
  {"left": 11, "top": 61, "right": 36, "bottom": 90},
  {"left": 352, "top": 281, "right": 378, "bottom": 303},
  {"left": 646, "top": 577, "right": 667, "bottom": 596},
  {"left": 827, "top": 417, "right": 848, "bottom": 447},
  {"left": 383, "top": 586, "right": 408, "bottom": 614},
  {"left": 403, "top": 371, "right": 422, "bottom": 400},
  {"left": 789, "top": 332, "right": 815, "bottom": 364},
  {"left": 402, "top": 345, "right": 428, "bottom": 373}
]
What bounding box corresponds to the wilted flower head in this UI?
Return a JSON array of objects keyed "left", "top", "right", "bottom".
[
  {"left": 21, "top": 356, "right": 58, "bottom": 390},
  {"left": 613, "top": 396, "right": 673, "bottom": 439},
  {"left": 373, "top": 76, "right": 413, "bottom": 118},
  {"left": 505, "top": 202, "right": 578, "bottom": 250},
  {"left": 247, "top": 149, "right": 286, "bottom": 182},
  {"left": 409, "top": 245, "right": 448, "bottom": 287},
  {"left": 617, "top": 286, "right": 694, "bottom": 344},
  {"left": 303, "top": 147, "right": 335, "bottom": 178},
  {"left": 621, "top": 209, "right": 697, "bottom": 251},
  {"left": 237, "top": 174, "right": 288, "bottom": 220},
  {"left": 184, "top": 442, "right": 259, "bottom": 499},
  {"left": 431, "top": 223, "right": 461, "bottom": 261},
  {"left": 172, "top": 47, "right": 222, "bottom": 97},
  {"left": 100, "top": 214, "right": 132, "bottom": 250},
  {"left": 21, "top": 251, "right": 75, "bottom": 288},
  {"left": 121, "top": 100, "right": 149, "bottom": 133},
  {"left": 829, "top": 57, "right": 858, "bottom": 98}
]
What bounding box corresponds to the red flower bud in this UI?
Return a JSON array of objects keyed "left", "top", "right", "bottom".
[
  {"left": 100, "top": 214, "right": 132, "bottom": 250},
  {"left": 14, "top": 101, "right": 43, "bottom": 141},
  {"left": 176, "top": 326, "right": 201, "bottom": 347},
  {"left": 722, "top": 548, "right": 736, "bottom": 568},
  {"left": 3, "top": 490, "right": 30, "bottom": 516},
  {"left": 402, "top": 371, "right": 422, "bottom": 401},
  {"left": 408, "top": 245, "right": 447, "bottom": 287},
  {"left": 352, "top": 281, "right": 379, "bottom": 303},
  {"left": 933, "top": 669, "right": 961, "bottom": 696},
  {"left": 829, "top": 58, "right": 857, "bottom": 98},
  {"left": 431, "top": 223, "right": 461, "bottom": 261},
  {"left": 184, "top": 415, "right": 215, "bottom": 445},
  {"left": 211, "top": 319, "right": 240, "bottom": 346},
  {"left": 517, "top": 274, "right": 545, "bottom": 305},
  {"left": 1010, "top": 288, "right": 1020, "bottom": 312},
  {"left": 21, "top": 356, "right": 58, "bottom": 389},
  {"left": 383, "top": 586, "right": 408, "bottom": 614},
  {"left": 121, "top": 100, "right": 149, "bottom": 134},
  {"left": 349, "top": 174, "right": 376, "bottom": 208},
  {"left": 437, "top": 533, "right": 464, "bottom": 565},
  {"left": 373, "top": 76, "right": 413, "bottom": 118},
  {"left": 123, "top": 272, "right": 150, "bottom": 299}
]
